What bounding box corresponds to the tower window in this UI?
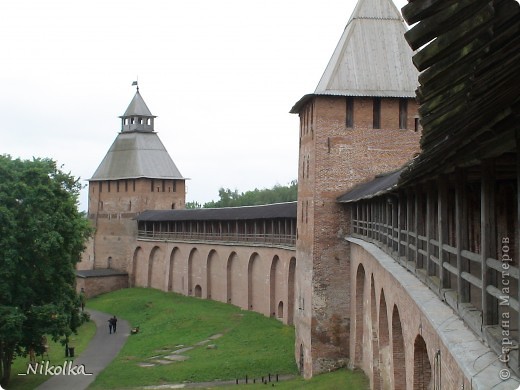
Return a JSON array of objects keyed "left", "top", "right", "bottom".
[
  {"left": 399, "top": 99, "right": 408, "bottom": 129},
  {"left": 414, "top": 117, "right": 421, "bottom": 133},
  {"left": 373, "top": 98, "right": 381, "bottom": 129},
  {"left": 346, "top": 97, "right": 354, "bottom": 128}
]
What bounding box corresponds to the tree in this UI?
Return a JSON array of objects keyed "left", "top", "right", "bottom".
[
  {"left": 185, "top": 201, "right": 202, "bottom": 209},
  {"left": 202, "top": 180, "right": 298, "bottom": 208},
  {"left": 0, "top": 155, "right": 93, "bottom": 387}
]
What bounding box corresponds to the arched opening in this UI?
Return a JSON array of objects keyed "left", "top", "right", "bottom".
[
  {"left": 207, "top": 250, "right": 223, "bottom": 301},
  {"left": 378, "top": 290, "right": 390, "bottom": 389},
  {"left": 370, "top": 276, "right": 381, "bottom": 390},
  {"left": 194, "top": 285, "right": 202, "bottom": 297},
  {"left": 207, "top": 250, "right": 214, "bottom": 299},
  {"left": 227, "top": 252, "right": 240, "bottom": 306},
  {"left": 277, "top": 301, "right": 284, "bottom": 318},
  {"left": 131, "top": 247, "right": 143, "bottom": 287},
  {"left": 107, "top": 256, "right": 112, "bottom": 269},
  {"left": 247, "top": 255, "right": 254, "bottom": 310},
  {"left": 269, "top": 256, "right": 280, "bottom": 317},
  {"left": 169, "top": 247, "right": 182, "bottom": 293},
  {"left": 355, "top": 264, "right": 366, "bottom": 365},
  {"left": 147, "top": 249, "right": 154, "bottom": 288},
  {"left": 413, "top": 335, "right": 431, "bottom": 390},
  {"left": 392, "top": 305, "right": 406, "bottom": 390},
  {"left": 188, "top": 248, "right": 201, "bottom": 296},
  {"left": 167, "top": 247, "right": 178, "bottom": 292},
  {"left": 167, "top": 256, "right": 174, "bottom": 292},
  {"left": 247, "top": 253, "right": 261, "bottom": 311},
  {"left": 148, "top": 246, "right": 163, "bottom": 289},
  {"left": 287, "top": 257, "right": 296, "bottom": 325}
]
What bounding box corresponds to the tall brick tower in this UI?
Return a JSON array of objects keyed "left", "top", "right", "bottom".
[
  {"left": 290, "top": 0, "right": 421, "bottom": 377},
  {"left": 80, "top": 87, "right": 186, "bottom": 274}
]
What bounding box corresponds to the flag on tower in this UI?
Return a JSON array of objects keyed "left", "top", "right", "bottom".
[{"left": 132, "top": 81, "right": 138, "bottom": 86}]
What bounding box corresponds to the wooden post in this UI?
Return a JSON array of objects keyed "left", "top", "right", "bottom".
[
  {"left": 481, "top": 159, "right": 496, "bottom": 326},
  {"left": 394, "top": 194, "right": 400, "bottom": 255},
  {"left": 455, "top": 168, "right": 469, "bottom": 303},
  {"left": 397, "top": 192, "right": 403, "bottom": 257},
  {"left": 355, "top": 202, "right": 359, "bottom": 234},
  {"left": 406, "top": 188, "right": 413, "bottom": 264},
  {"left": 438, "top": 175, "right": 449, "bottom": 290},
  {"left": 386, "top": 200, "right": 392, "bottom": 249},
  {"left": 415, "top": 184, "right": 423, "bottom": 268},
  {"left": 426, "top": 182, "right": 434, "bottom": 276}
]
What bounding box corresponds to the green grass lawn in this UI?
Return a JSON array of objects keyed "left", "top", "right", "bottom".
[
  {"left": 6, "top": 319, "right": 97, "bottom": 390},
  {"left": 86, "top": 288, "right": 298, "bottom": 389},
  {"left": 4, "top": 288, "right": 369, "bottom": 390}
]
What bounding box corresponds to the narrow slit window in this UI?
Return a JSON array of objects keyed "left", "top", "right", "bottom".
[
  {"left": 346, "top": 97, "right": 354, "bottom": 128},
  {"left": 373, "top": 97, "right": 381, "bottom": 129},
  {"left": 399, "top": 98, "right": 408, "bottom": 129}
]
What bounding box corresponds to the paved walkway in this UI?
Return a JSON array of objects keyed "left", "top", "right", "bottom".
[{"left": 35, "top": 309, "right": 130, "bottom": 390}]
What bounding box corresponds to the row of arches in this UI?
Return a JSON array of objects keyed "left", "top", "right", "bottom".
[
  {"left": 355, "top": 263, "right": 432, "bottom": 389},
  {"left": 131, "top": 244, "right": 296, "bottom": 325}
]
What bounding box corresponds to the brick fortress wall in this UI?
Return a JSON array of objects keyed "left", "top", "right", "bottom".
[
  {"left": 81, "top": 178, "right": 186, "bottom": 272},
  {"left": 295, "top": 95, "right": 421, "bottom": 377}
]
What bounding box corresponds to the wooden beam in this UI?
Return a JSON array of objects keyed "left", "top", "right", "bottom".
[
  {"left": 481, "top": 159, "right": 497, "bottom": 325},
  {"left": 402, "top": 0, "right": 452, "bottom": 25}
]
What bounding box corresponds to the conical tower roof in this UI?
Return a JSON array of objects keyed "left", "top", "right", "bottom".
[
  {"left": 89, "top": 90, "right": 184, "bottom": 181},
  {"left": 291, "top": 0, "right": 418, "bottom": 113},
  {"left": 121, "top": 89, "right": 155, "bottom": 118}
]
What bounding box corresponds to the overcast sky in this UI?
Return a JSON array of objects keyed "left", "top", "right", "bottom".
[{"left": 1, "top": 0, "right": 407, "bottom": 211}]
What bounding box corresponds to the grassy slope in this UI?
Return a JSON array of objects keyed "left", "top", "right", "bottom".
[
  {"left": 86, "top": 288, "right": 298, "bottom": 389},
  {"left": 7, "top": 319, "right": 97, "bottom": 390}
]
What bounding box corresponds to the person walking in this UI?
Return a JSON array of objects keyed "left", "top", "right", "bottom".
[
  {"left": 80, "top": 288, "right": 86, "bottom": 312},
  {"left": 111, "top": 316, "right": 118, "bottom": 333},
  {"left": 108, "top": 318, "right": 113, "bottom": 334}
]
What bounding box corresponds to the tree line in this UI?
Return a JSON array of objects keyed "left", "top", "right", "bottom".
[{"left": 186, "top": 180, "right": 297, "bottom": 209}]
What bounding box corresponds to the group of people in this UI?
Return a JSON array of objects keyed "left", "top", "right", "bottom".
[{"left": 108, "top": 315, "right": 118, "bottom": 334}]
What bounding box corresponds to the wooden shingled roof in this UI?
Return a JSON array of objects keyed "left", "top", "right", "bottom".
[
  {"left": 136, "top": 202, "right": 297, "bottom": 222},
  {"left": 399, "top": 0, "right": 520, "bottom": 184},
  {"left": 290, "top": 0, "right": 418, "bottom": 113}
]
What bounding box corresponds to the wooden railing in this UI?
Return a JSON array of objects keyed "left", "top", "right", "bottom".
[
  {"left": 350, "top": 185, "right": 519, "bottom": 373},
  {"left": 137, "top": 230, "right": 296, "bottom": 248}
]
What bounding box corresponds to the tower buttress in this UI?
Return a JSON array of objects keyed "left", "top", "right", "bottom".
[{"left": 290, "top": 0, "right": 422, "bottom": 377}]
